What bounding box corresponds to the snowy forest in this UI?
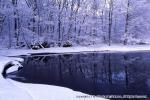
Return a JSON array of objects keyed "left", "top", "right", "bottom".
[{"left": 0, "top": 0, "right": 150, "bottom": 48}]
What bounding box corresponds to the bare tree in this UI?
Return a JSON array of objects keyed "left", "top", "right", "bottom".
[
  {"left": 57, "top": 0, "right": 67, "bottom": 46},
  {"left": 0, "top": 14, "right": 5, "bottom": 33},
  {"left": 101, "top": 0, "right": 107, "bottom": 43},
  {"left": 12, "top": 0, "right": 20, "bottom": 46},
  {"left": 67, "top": 0, "right": 75, "bottom": 42},
  {"left": 108, "top": 0, "right": 114, "bottom": 46},
  {"left": 124, "top": 0, "right": 130, "bottom": 45}
]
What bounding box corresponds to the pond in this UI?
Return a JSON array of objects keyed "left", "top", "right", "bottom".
[{"left": 5, "top": 52, "right": 150, "bottom": 100}]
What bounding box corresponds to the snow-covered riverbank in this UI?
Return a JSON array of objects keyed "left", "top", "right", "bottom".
[
  {"left": 0, "top": 57, "right": 32, "bottom": 100},
  {"left": 0, "top": 45, "right": 150, "bottom": 57}
]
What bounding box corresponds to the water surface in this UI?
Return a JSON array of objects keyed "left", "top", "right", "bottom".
[{"left": 6, "top": 52, "right": 150, "bottom": 100}]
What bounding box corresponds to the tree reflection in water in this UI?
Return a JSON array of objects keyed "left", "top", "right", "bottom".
[{"left": 6, "top": 52, "right": 150, "bottom": 98}]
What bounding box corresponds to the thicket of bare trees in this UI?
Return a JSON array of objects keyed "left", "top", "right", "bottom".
[{"left": 0, "top": 0, "right": 150, "bottom": 48}]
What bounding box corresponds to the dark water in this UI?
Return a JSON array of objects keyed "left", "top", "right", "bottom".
[{"left": 6, "top": 52, "right": 150, "bottom": 100}]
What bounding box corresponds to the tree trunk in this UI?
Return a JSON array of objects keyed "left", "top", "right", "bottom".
[
  {"left": 108, "top": 0, "right": 113, "bottom": 46},
  {"left": 124, "top": 0, "right": 130, "bottom": 45}
]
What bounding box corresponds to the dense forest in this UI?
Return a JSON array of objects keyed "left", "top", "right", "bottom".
[{"left": 0, "top": 0, "right": 150, "bottom": 48}]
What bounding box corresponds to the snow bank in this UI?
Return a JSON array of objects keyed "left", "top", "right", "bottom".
[
  {"left": 0, "top": 57, "right": 23, "bottom": 74},
  {"left": 0, "top": 56, "right": 108, "bottom": 100},
  {"left": 1, "top": 45, "right": 150, "bottom": 57},
  {"left": 0, "top": 57, "right": 32, "bottom": 100},
  {"left": 8, "top": 79, "right": 106, "bottom": 100}
]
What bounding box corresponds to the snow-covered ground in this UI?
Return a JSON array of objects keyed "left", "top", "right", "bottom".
[
  {"left": 0, "top": 45, "right": 150, "bottom": 57},
  {"left": 0, "top": 45, "right": 150, "bottom": 100}
]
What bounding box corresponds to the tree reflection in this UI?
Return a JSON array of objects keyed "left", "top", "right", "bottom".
[{"left": 5, "top": 52, "right": 150, "bottom": 96}]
